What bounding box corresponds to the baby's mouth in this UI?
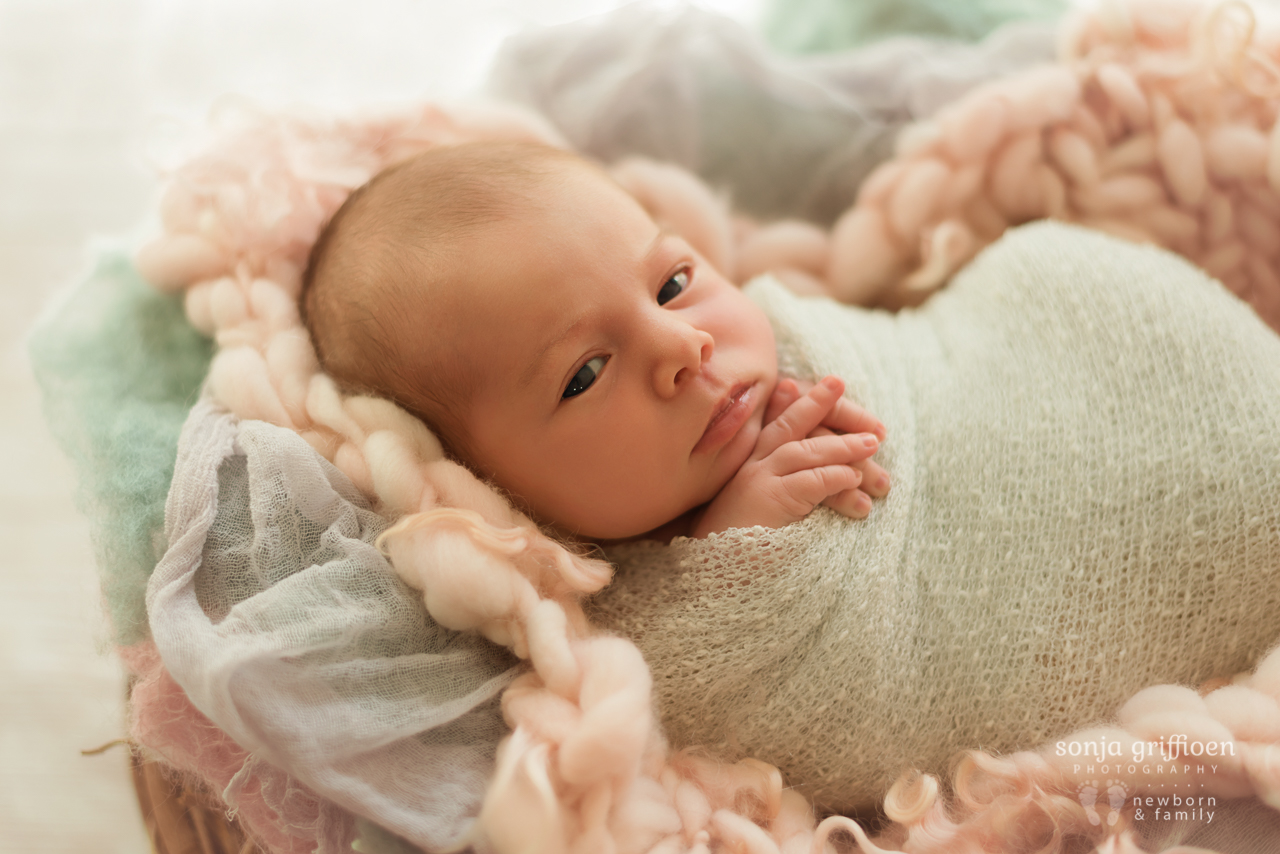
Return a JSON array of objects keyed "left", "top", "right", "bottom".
[{"left": 694, "top": 382, "right": 755, "bottom": 455}]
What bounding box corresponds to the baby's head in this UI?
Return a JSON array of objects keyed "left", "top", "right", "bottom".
[{"left": 303, "top": 141, "right": 778, "bottom": 540}]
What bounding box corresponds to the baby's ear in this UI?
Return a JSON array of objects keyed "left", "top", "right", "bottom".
[{"left": 609, "top": 158, "right": 734, "bottom": 277}]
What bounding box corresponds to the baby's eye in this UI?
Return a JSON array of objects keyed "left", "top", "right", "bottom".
[
  {"left": 657, "top": 269, "right": 689, "bottom": 306},
  {"left": 563, "top": 356, "right": 607, "bottom": 399}
]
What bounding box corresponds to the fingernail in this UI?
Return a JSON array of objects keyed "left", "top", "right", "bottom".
[
  {"left": 822, "top": 376, "right": 841, "bottom": 391},
  {"left": 855, "top": 492, "right": 872, "bottom": 514},
  {"left": 861, "top": 433, "right": 878, "bottom": 449},
  {"left": 876, "top": 473, "right": 889, "bottom": 491}
]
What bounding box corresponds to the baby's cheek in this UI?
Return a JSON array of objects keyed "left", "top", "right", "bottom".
[
  {"left": 531, "top": 459, "right": 654, "bottom": 540},
  {"left": 607, "top": 453, "right": 713, "bottom": 539},
  {"left": 727, "top": 297, "right": 779, "bottom": 375}
]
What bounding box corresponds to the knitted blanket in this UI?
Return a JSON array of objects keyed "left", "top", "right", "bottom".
[{"left": 593, "top": 221, "right": 1280, "bottom": 814}]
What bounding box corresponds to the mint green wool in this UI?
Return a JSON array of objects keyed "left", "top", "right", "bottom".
[
  {"left": 30, "top": 251, "right": 212, "bottom": 645},
  {"left": 762, "top": 0, "right": 1068, "bottom": 53}
]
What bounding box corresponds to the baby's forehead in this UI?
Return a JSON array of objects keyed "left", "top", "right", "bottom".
[{"left": 354, "top": 148, "right": 650, "bottom": 327}]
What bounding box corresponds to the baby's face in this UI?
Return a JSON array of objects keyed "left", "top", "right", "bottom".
[{"left": 432, "top": 162, "right": 777, "bottom": 540}]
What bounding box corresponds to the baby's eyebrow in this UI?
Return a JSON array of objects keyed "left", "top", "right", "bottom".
[
  {"left": 645, "top": 227, "right": 671, "bottom": 260},
  {"left": 520, "top": 315, "right": 589, "bottom": 389}
]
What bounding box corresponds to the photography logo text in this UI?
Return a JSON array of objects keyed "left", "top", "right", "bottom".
[{"left": 1056, "top": 735, "right": 1229, "bottom": 825}]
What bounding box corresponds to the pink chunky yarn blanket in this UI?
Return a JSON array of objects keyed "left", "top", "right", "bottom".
[{"left": 127, "top": 1, "right": 1280, "bottom": 853}]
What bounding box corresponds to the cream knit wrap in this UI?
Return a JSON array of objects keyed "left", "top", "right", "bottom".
[{"left": 593, "top": 221, "right": 1280, "bottom": 814}]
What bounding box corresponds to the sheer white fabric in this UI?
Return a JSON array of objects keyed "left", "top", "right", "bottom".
[
  {"left": 488, "top": 3, "right": 1056, "bottom": 224},
  {"left": 148, "top": 401, "right": 519, "bottom": 852}
]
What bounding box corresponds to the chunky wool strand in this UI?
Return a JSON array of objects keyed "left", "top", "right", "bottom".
[{"left": 819, "top": 0, "right": 1280, "bottom": 332}]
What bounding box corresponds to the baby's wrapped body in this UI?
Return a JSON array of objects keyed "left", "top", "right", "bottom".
[{"left": 592, "top": 222, "right": 1280, "bottom": 813}]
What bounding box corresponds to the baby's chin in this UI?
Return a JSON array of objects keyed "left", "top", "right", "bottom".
[
  {"left": 570, "top": 501, "right": 701, "bottom": 545},
  {"left": 567, "top": 479, "right": 728, "bottom": 544},
  {"left": 608, "top": 418, "right": 765, "bottom": 542}
]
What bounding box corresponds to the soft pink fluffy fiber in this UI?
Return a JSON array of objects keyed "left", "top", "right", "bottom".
[
  {"left": 129, "top": 2, "right": 1280, "bottom": 852},
  {"left": 121, "top": 641, "right": 353, "bottom": 853}
]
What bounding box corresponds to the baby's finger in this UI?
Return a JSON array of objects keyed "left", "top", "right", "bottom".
[
  {"left": 766, "top": 432, "right": 879, "bottom": 476},
  {"left": 854, "top": 459, "right": 891, "bottom": 497},
  {"left": 822, "top": 488, "right": 873, "bottom": 519},
  {"left": 754, "top": 376, "right": 845, "bottom": 459},
  {"left": 773, "top": 465, "right": 865, "bottom": 517},
  {"left": 764, "top": 378, "right": 802, "bottom": 425},
  {"left": 824, "top": 397, "right": 887, "bottom": 441}
]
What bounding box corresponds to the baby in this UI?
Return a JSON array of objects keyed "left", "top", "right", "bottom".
[
  {"left": 301, "top": 140, "right": 891, "bottom": 541},
  {"left": 289, "top": 135, "right": 1280, "bottom": 818}
]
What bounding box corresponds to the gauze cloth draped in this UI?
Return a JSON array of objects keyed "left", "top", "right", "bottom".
[
  {"left": 147, "top": 400, "right": 521, "bottom": 852},
  {"left": 488, "top": 3, "right": 1057, "bottom": 225}
]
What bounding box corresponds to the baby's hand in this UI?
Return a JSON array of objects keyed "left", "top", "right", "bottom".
[
  {"left": 763, "top": 376, "right": 891, "bottom": 520},
  {"left": 692, "top": 376, "right": 883, "bottom": 537}
]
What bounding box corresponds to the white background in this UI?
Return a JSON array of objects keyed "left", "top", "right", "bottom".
[{"left": 0, "top": 2, "right": 761, "bottom": 850}]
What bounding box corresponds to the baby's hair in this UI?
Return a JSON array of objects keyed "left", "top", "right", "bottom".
[{"left": 301, "top": 139, "right": 581, "bottom": 459}]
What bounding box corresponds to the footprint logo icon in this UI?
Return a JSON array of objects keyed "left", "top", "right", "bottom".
[
  {"left": 1077, "top": 781, "right": 1101, "bottom": 826},
  {"left": 1105, "top": 779, "right": 1128, "bottom": 827}
]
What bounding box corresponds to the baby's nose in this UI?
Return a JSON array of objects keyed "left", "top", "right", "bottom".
[{"left": 656, "top": 324, "right": 713, "bottom": 396}]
